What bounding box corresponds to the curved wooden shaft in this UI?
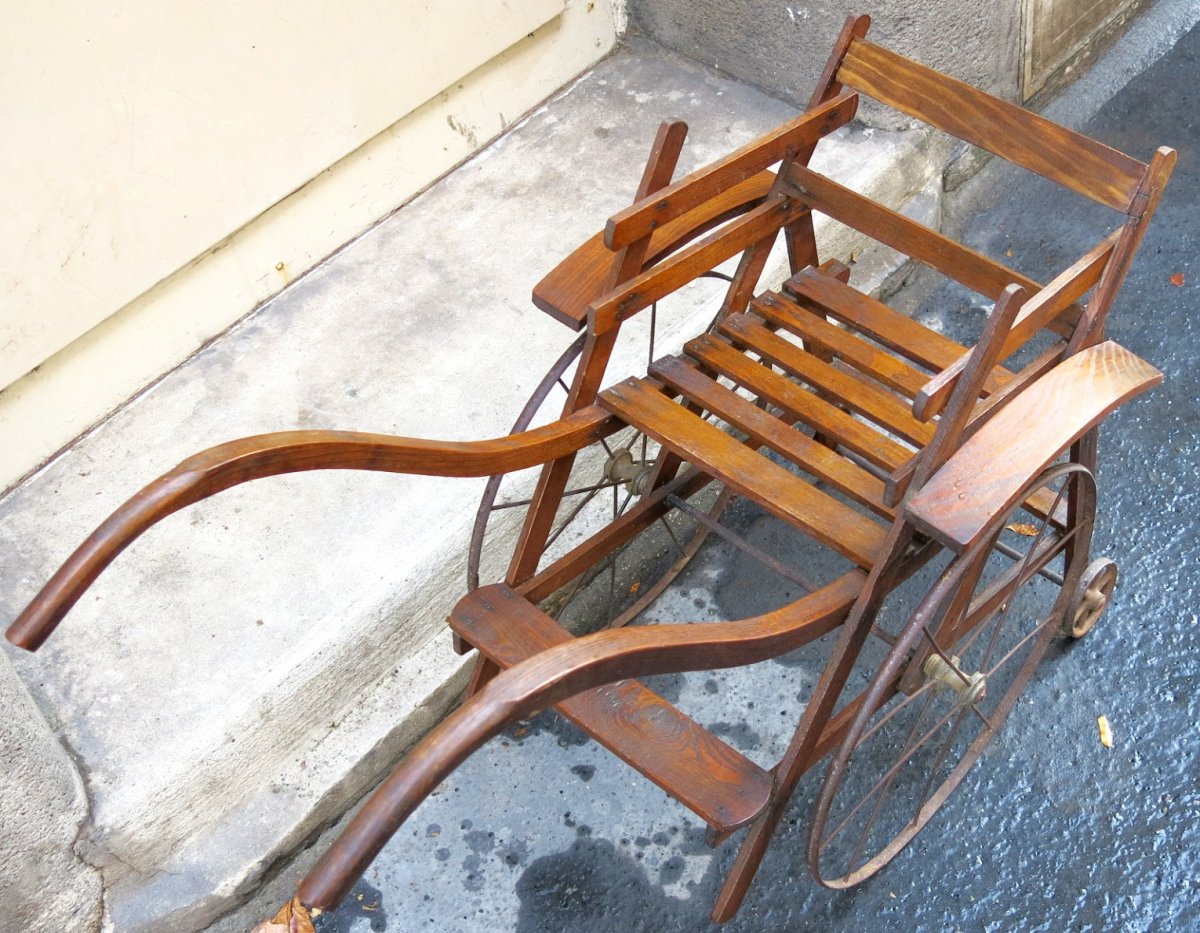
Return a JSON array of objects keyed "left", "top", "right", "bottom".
[
  {"left": 297, "top": 571, "right": 865, "bottom": 910},
  {"left": 6, "top": 407, "right": 617, "bottom": 651}
]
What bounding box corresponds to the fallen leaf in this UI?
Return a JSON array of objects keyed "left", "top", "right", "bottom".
[
  {"left": 1097, "top": 715, "right": 1113, "bottom": 748},
  {"left": 849, "top": 248, "right": 861, "bottom": 263},
  {"left": 629, "top": 581, "right": 641, "bottom": 594},
  {"left": 1005, "top": 248, "right": 1014, "bottom": 258},
  {"left": 1170, "top": 272, "right": 1185, "bottom": 287},
  {"left": 1006, "top": 522, "right": 1039, "bottom": 536}
]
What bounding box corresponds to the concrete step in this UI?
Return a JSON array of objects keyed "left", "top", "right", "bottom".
[{"left": 0, "top": 39, "right": 947, "bottom": 932}]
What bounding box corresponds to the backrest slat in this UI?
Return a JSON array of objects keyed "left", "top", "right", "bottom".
[
  {"left": 786, "top": 163, "right": 1039, "bottom": 299},
  {"left": 591, "top": 196, "right": 809, "bottom": 334},
  {"left": 838, "top": 39, "right": 1146, "bottom": 212}
]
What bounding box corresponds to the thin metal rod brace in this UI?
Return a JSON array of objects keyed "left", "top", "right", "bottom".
[
  {"left": 992, "top": 538, "right": 1065, "bottom": 586},
  {"left": 665, "top": 493, "right": 819, "bottom": 593}
]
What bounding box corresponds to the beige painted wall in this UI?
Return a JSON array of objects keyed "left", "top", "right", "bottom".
[{"left": 0, "top": 0, "right": 623, "bottom": 490}]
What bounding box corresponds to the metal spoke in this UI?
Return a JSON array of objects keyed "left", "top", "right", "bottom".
[
  {"left": 909, "top": 702, "right": 974, "bottom": 828},
  {"left": 822, "top": 687, "right": 942, "bottom": 853},
  {"left": 491, "top": 479, "right": 625, "bottom": 511},
  {"left": 543, "top": 485, "right": 604, "bottom": 551},
  {"left": 665, "top": 493, "right": 818, "bottom": 592},
  {"left": 658, "top": 516, "right": 687, "bottom": 558},
  {"left": 846, "top": 686, "right": 940, "bottom": 872}
]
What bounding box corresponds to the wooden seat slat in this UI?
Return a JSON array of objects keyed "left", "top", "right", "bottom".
[
  {"left": 649, "top": 355, "right": 893, "bottom": 519},
  {"left": 751, "top": 292, "right": 930, "bottom": 398},
  {"left": 718, "top": 315, "right": 935, "bottom": 447},
  {"left": 449, "top": 584, "right": 773, "bottom": 831},
  {"left": 599, "top": 378, "right": 888, "bottom": 569},
  {"left": 683, "top": 334, "right": 913, "bottom": 472},
  {"left": 784, "top": 266, "right": 1009, "bottom": 386}
]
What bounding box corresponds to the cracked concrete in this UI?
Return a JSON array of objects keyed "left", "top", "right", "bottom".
[{"left": 0, "top": 656, "right": 102, "bottom": 932}]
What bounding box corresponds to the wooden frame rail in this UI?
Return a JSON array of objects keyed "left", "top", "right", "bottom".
[
  {"left": 589, "top": 196, "right": 810, "bottom": 333},
  {"left": 912, "top": 229, "right": 1121, "bottom": 420},
  {"left": 603, "top": 90, "right": 858, "bottom": 251},
  {"left": 785, "top": 162, "right": 1050, "bottom": 301},
  {"left": 837, "top": 39, "right": 1146, "bottom": 211}
]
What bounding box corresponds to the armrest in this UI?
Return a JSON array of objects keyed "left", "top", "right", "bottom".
[
  {"left": 912, "top": 229, "right": 1119, "bottom": 422},
  {"left": 532, "top": 170, "right": 777, "bottom": 330},
  {"left": 905, "top": 341, "right": 1161, "bottom": 551}
]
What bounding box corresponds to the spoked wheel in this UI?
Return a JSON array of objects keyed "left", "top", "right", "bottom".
[
  {"left": 809, "top": 462, "right": 1097, "bottom": 888},
  {"left": 467, "top": 275, "right": 735, "bottom": 629}
]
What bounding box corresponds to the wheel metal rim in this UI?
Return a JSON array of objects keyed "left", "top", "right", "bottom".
[{"left": 809, "top": 462, "right": 1097, "bottom": 888}]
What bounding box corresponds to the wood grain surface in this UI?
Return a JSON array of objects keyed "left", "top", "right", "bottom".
[
  {"left": 838, "top": 39, "right": 1146, "bottom": 211},
  {"left": 906, "top": 341, "right": 1162, "bottom": 550}
]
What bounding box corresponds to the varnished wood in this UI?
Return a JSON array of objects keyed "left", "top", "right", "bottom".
[
  {"left": 838, "top": 39, "right": 1146, "bottom": 211},
  {"left": 717, "top": 315, "right": 935, "bottom": 447},
  {"left": 907, "top": 284, "right": 1028, "bottom": 492},
  {"left": 884, "top": 342, "right": 1068, "bottom": 507},
  {"left": 451, "top": 584, "right": 775, "bottom": 831},
  {"left": 784, "top": 265, "right": 1012, "bottom": 389},
  {"left": 807, "top": 15, "right": 873, "bottom": 109},
  {"left": 906, "top": 341, "right": 1162, "bottom": 551},
  {"left": 604, "top": 90, "right": 858, "bottom": 251},
  {"left": 649, "top": 355, "right": 893, "bottom": 519},
  {"left": 533, "top": 171, "right": 777, "bottom": 329},
  {"left": 590, "top": 196, "right": 812, "bottom": 334},
  {"left": 6, "top": 410, "right": 619, "bottom": 651},
  {"left": 913, "top": 231, "right": 1117, "bottom": 421},
  {"left": 508, "top": 120, "right": 689, "bottom": 585},
  {"left": 599, "top": 378, "right": 888, "bottom": 569},
  {"left": 751, "top": 292, "right": 929, "bottom": 398},
  {"left": 301, "top": 572, "right": 865, "bottom": 910},
  {"left": 6, "top": 17, "right": 1174, "bottom": 929},
  {"left": 786, "top": 163, "right": 1075, "bottom": 327},
  {"left": 1069, "top": 146, "right": 1178, "bottom": 352},
  {"left": 683, "top": 332, "right": 913, "bottom": 471}
]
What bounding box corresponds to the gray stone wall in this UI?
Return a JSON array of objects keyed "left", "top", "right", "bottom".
[{"left": 626, "top": 1, "right": 1023, "bottom": 124}]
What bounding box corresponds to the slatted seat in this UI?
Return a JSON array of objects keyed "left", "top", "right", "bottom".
[{"left": 599, "top": 375, "right": 889, "bottom": 569}]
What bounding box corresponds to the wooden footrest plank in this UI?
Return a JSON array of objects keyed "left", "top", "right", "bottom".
[
  {"left": 449, "top": 584, "right": 773, "bottom": 831},
  {"left": 600, "top": 378, "right": 887, "bottom": 568}
]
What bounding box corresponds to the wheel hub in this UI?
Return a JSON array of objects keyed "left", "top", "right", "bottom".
[
  {"left": 603, "top": 448, "right": 656, "bottom": 497},
  {"left": 922, "top": 653, "right": 987, "bottom": 706}
]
